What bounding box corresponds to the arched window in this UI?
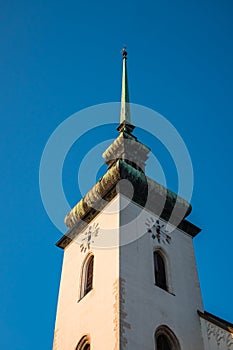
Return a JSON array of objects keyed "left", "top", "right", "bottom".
[
  {"left": 85, "top": 255, "right": 94, "bottom": 294},
  {"left": 155, "top": 326, "right": 180, "bottom": 350},
  {"left": 80, "top": 254, "right": 94, "bottom": 299},
  {"left": 76, "top": 335, "right": 90, "bottom": 350},
  {"left": 154, "top": 251, "right": 167, "bottom": 291}
]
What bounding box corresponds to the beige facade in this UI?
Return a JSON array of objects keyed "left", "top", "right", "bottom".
[{"left": 53, "top": 197, "right": 120, "bottom": 350}]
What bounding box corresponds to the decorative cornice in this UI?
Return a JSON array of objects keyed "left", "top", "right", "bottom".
[
  {"left": 56, "top": 160, "right": 198, "bottom": 249},
  {"left": 102, "top": 131, "right": 150, "bottom": 171},
  {"left": 198, "top": 310, "right": 233, "bottom": 333},
  {"left": 198, "top": 310, "right": 233, "bottom": 349}
]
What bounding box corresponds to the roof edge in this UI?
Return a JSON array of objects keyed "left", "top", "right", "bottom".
[{"left": 198, "top": 310, "right": 233, "bottom": 333}]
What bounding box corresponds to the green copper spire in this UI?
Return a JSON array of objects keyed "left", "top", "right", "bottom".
[{"left": 120, "top": 48, "right": 131, "bottom": 124}]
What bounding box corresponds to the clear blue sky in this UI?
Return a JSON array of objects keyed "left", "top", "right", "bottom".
[{"left": 1, "top": 0, "right": 233, "bottom": 348}]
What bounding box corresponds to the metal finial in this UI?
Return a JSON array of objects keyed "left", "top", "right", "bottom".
[{"left": 121, "top": 47, "right": 127, "bottom": 58}]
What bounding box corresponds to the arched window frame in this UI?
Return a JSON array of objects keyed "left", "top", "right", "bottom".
[
  {"left": 76, "top": 335, "right": 91, "bottom": 350},
  {"left": 155, "top": 325, "right": 180, "bottom": 350},
  {"left": 153, "top": 249, "right": 172, "bottom": 292},
  {"left": 79, "top": 253, "right": 94, "bottom": 300}
]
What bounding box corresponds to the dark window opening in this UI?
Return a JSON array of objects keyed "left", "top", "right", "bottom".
[
  {"left": 157, "top": 334, "right": 172, "bottom": 350},
  {"left": 84, "top": 255, "right": 94, "bottom": 295},
  {"left": 154, "top": 251, "right": 167, "bottom": 291},
  {"left": 76, "top": 335, "right": 90, "bottom": 350}
]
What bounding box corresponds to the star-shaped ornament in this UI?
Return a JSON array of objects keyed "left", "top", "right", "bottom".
[
  {"left": 145, "top": 218, "right": 171, "bottom": 245},
  {"left": 80, "top": 222, "right": 99, "bottom": 253}
]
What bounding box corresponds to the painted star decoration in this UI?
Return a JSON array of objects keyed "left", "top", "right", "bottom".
[
  {"left": 80, "top": 222, "right": 100, "bottom": 253},
  {"left": 145, "top": 217, "right": 171, "bottom": 245}
]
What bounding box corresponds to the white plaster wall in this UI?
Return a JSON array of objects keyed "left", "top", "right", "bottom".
[
  {"left": 119, "top": 194, "right": 205, "bottom": 350},
  {"left": 200, "top": 318, "right": 233, "bottom": 350},
  {"left": 53, "top": 196, "right": 121, "bottom": 350},
  {"left": 53, "top": 193, "right": 217, "bottom": 350}
]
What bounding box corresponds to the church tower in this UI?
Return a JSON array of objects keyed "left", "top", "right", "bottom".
[{"left": 52, "top": 50, "right": 207, "bottom": 350}]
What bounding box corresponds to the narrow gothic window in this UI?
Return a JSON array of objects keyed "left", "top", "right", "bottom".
[
  {"left": 80, "top": 254, "right": 94, "bottom": 299},
  {"left": 85, "top": 255, "right": 94, "bottom": 295},
  {"left": 76, "top": 335, "right": 90, "bottom": 350},
  {"left": 154, "top": 251, "right": 167, "bottom": 290}
]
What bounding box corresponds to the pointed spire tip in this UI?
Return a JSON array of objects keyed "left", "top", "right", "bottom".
[{"left": 119, "top": 46, "right": 130, "bottom": 126}]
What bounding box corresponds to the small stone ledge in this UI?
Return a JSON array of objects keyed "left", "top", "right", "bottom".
[{"left": 198, "top": 310, "right": 233, "bottom": 333}]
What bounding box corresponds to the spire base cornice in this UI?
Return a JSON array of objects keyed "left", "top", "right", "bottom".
[
  {"left": 56, "top": 160, "right": 197, "bottom": 249},
  {"left": 117, "top": 121, "right": 135, "bottom": 133}
]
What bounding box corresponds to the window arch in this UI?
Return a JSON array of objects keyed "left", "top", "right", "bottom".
[
  {"left": 76, "top": 335, "right": 90, "bottom": 350},
  {"left": 80, "top": 254, "right": 94, "bottom": 299},
  {"left": 153, "top": 250, "right": 167, "bottom": 291},
  {"left": 155, "top": 325, "right": 180, "bottom": 350}
]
